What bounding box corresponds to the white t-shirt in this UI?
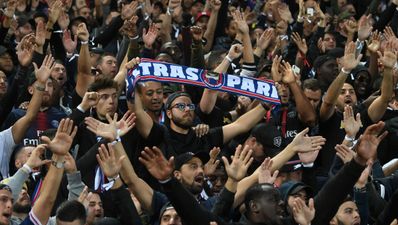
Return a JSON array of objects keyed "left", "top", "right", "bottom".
[{"left": 0, "top": 127, "right": 15, "bottom": 178}]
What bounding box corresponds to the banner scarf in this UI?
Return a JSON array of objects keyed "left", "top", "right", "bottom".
[{"left": 126, "top": 58, "right": 281, "bottom": 105}]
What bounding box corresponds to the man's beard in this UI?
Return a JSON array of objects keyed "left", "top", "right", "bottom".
[
  {"left": 13, "top": 202, "right": 31, "bottom": 214},
  {"left": 171, "top": 115, "right": 193, "bottom": 130}
]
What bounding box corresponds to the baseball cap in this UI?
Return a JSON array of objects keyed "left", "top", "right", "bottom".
[
  {"left": 313, "top": 55, "right": 336, "bottom": 70},
  {"left": 279, "top": 181, "right": 313, "bottom": 203},
  {"left": 250, "top": 123, "right": 282, "bottom": 157},
  {"left": 279, "top": 159, "right": 303, "bottom": 173},
  {"left": 195, "top": 11, "right": 210, "bottom": 23},
  {"left": 165, "top": 92, "right": 191, "bottom": 109},
  {"left": 174, "top": 151, "right": 210, "bottom": 170}
]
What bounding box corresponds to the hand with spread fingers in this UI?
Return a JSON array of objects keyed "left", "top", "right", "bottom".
[
  {"left": 204, "top": 147, "right": 220, "bottom": 176},
  {"left": 292, "top": 198, "right": 315, "bottom": 225},
  {"left": 33, "top": 54, "right": 56, "bottom": 84},
  {"left": 256, "top": 28, "right": 274, "bottom": 51},
  {"left": 139, "top": 146, "right": 174, "bottom": 181},
  {"left": 258, "top": 157, "right": 279, "bottom": 184},
  {"left": 342, "top": 41, "right": 363, "bottom": 72},
  {"left": 377, "top": 41, "right": 398, "bottom": 69},
  {"left": 40, "top": 118, "right": 78, "bottom": 156},
  {"left": 291, "top": 32, "right": 307, "bottom": 55},
  {"left": 97, "top": 144, "right": 126, "bottom": 178},
  {"left": 62, "top": 29, "right": 77, "bottom": 54},
  {"left": 143, "top": 23, "right": 159, "bottom": 49},
  {"left": 290, "top": 128, "right": 326, "bottom": 153},
  {"left": 354, "top": 121, "right": 388, "bottom": 166},
  {"left": 335, "top": 144, "right": 356, "bottom": 164},
  {"left": 366, "top": 31, "right": 381, "bottom": 54},
  {"left": 222, "top": 145, "right": 253, "bottom": 182}
]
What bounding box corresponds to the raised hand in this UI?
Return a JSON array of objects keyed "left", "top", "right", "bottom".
[
  {"left": 278, "top": 3, "right": 293, "bottom": 23},
  {"left": 355, "top": 121, "right": 387, "bottom": 165},
  {"left": 121, "top": 1, "right": 138, "bottom": 20},
  {"left": 232, "top": 10, "right": 249, "bottom": 35},
  {"left": 78, "top": 186, "right": 92, "bottom": 208},
  {"left": 143, "top": 23, "right": 159, "bottom": 49},
  {"left": 41, "top": 118, "right": 78, "bottom": 156},
  {"left": 139, "top": 146, "right": 174, "bottom": 181},
  {"left": 290, "top": 128, "right": 326, "bottom": 153},
  {"left": 377, "top": 41, "right": 398, "bottom": 69},
  {"left": 48, "top": 0, "right": 63, "bottom": 24},
  {"left": 227, "top": 43, "right": 243, "bottom": 60},
  {"left": 4, "top": 0, "right": 17, "bottom": 18},
  {"left": 35, "top": 20, "right": 46, "bottom": 47},
  {"left": 64, "top": 153, "right": 77, "bottom": 174},
  {"left": 344, "top": 20, "right": 357, "bottom": 34},
  {"left": 271, "top": 55, "right": 283, "bottom": 82},
  {"left": 57, "top": 11, "right": 70, "bottom": 31},
  {"left": 33, "top": 54, "right": 56, "bottom": 84},
  {"left": 62, "top": 29, "right": 77, "bottom": 54},
  {"left": 85, "top": 113, "right": 118, "bottom": 141},
  {"left": 192, "top": 124, "right": 210, "bottom": 138},
  {"left": 357, "top": 15, "right": 373, "bottom": 41},
  {"left": 383, "top": 26, "right": 398, "bottom": 43},
  {"left": 16, "top": 42, "right": 34, "bottom": 67},
  {"left": 25, "top": 145, "right": 52, "bottom": 170},
  {"left": 209, "top": 0, "right": 221, "bottom": 12},
  {"left": 258, "top": 157, "right": 279, "bottom": 184},
  {"left": 117, "top": 111, "right": 136, "bottom": 136},
  {"left": 291, "top": 32, "right": 307, "bottom": 55},
  {"left": 222, "top": 145, "right": 253, "bottom": 182},
  {"left": 204, "top": 147, "right": 220, "bottom": 176},
  {"left": 97, "top": 144, "right": 125, "bottom": 178},
  {"left": 119, "top": 16, "right": 139, "bottom": 38},
  {"left": 317, "top": 38, "right": 326, "bottom": 53},
  {"left": 343, "top": 105, "right": 362, "bottom": 138},
  {"left": 292, "top": 198, "right": 315, "bottom": 225},
  {"left": 256, "top": 28, "right": 274, "bottom": 51},
  {"left": 190, "top": 26, "right": 204, "bottom": 43},
  {"left": 342, "top": 41, "right": 363, "bottom": 72},
  {"left": 354, "top": 163, "right": 371, "bottom": 189},
  {"left": 281, "top": 61, "right": 296, "bottom": 84},
  {"left": 366, "top": 31, "right": 381, "bottom": 54},
  {"left": 76, "top": 23, "right": 89, "bottom": 41},
  {"left": 125, "top": 57, "right": 141, "bottom": 69},
  {"left": 335, "top": 144, "right": 356, "bottom": 164}
]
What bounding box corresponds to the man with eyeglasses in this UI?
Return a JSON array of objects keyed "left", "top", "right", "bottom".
[{"left": 134, "top": 87, "right": 270, "bottom": 158}]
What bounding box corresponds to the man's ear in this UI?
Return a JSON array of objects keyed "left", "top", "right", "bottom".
[
  {"left": 330, "top": 217, "right": 338, "bottom": 225},
  {"left": 166, "top": 109, "right": 172, "bottom": 119},
  {"left": 249, "top": 200, "right": 260, "bottom": 214},
  {"left": 173, "top": 170, "right": 181, "bottom": 180},
  {"left": 28, "top": 86, "right": 34, "bottom": 95}
]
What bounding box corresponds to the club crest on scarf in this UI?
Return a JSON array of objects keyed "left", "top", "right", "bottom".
[{"left": 126, "top": 58, "right": 281, "bottom": 105}]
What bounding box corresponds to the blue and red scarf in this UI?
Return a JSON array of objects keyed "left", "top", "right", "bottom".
[{"left": 126, "top": 58, "right": 280, "bottom": 105}]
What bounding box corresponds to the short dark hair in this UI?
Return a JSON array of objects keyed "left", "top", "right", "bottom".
[
  {"left": 302, "top": 78, "right": 321, "bottom": 92},
  {"left": 244, "top": 183, "right": 280, "bottom": 212},
  {"left": 88, "top": 77, "right": 119, "bottom": 92},
  {"left": 56, "top": 200, "right": 86, "bottom": 224},
  {"left": 97, "top": 52, "right": 116, "bottom": 66},
  {"left": 207, "top": 50, "right": 227, "bottom": 70}
]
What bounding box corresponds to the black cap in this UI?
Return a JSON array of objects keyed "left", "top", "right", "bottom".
[
  {"left": 70, "top": 16, "right": 88, "bottom": 27},
  {"left": 174, "top": 151, "right": 210, "bottom": 170},
  {"left": 279, "top": 181, "right": 313, "bottom": 203},
  {"left": 313, "top": 55, "right": 336, "bottom": 70},
  {"left": 250, "top": 124, "right": 282, "bottom": 157},
  {"left": 165, "top": 92, "right": 191, "bottom": 109}
]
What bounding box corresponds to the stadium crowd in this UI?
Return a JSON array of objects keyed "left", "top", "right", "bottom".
[{"left": 1, "top": 0, "right": 398, "bottom": 224}]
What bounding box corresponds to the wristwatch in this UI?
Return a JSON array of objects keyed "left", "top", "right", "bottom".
[{"left": 52, "top": 160, "right": 65, "bottom": 169}]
